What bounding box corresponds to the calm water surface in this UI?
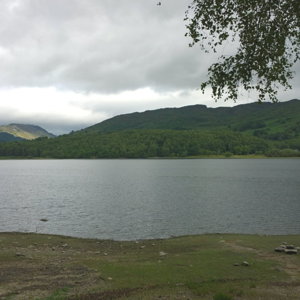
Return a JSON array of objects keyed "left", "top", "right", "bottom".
[{"left": 0, "top": 159, "right": 299, "bottom": 240}]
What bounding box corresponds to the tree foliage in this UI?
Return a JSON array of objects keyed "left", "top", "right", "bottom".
[
  {"left": 0, "top": 127, "right": 299, "bottom": 158},
  {"left": 185, "top": 0, "right": 300, "bottom": 102}
]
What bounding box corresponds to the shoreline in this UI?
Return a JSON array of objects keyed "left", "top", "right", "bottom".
[
  {"left": 2, "top": 231, "right": 300, "bottom": 241},
  {"left": 0, "top": 155, "right": 300, "bottom": 160}
]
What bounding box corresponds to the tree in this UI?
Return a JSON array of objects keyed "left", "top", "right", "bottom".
[{"left": 184, "top": 0, "right": 300, "bottom": 102}]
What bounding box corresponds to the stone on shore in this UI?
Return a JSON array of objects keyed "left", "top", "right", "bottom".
[
  {"left": 285, "top": 249, "right": 298, "bottom": 255},
  {"left": 275, "top": 247, "right": 286, "bottom": 253}
]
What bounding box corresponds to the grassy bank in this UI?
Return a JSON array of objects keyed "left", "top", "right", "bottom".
[{"left": 0, "top": 233, "right": 299, "bottom": 299}]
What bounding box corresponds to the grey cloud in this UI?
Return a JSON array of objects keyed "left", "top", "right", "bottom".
[
  {"left": 1, "top": 0, "right": 298, "bottom": 95},
  {"left": 0, "top": 0, "right": 205, "bottom": 93}
]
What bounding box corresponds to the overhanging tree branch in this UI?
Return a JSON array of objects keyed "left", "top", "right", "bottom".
[{"left": 185, "top": 0, "right": 300, "bottom": 102}]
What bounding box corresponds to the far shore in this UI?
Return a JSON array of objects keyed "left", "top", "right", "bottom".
[{"left": 0, "top": 154, "right": 300, "bottom": 160}]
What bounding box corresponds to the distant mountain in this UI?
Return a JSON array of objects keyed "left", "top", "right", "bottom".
[
  {"left": 86, "top": 99, "right": 300, "bottom": 136},
  {"left": 0, "top": 132, "right": 24, "bottom": 142},
  {"left": 0, "top": 124, "right": 55, "bottom": 141}
]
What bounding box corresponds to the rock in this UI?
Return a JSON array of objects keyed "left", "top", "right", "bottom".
[
  {"left": 15, "top": 253, "right": 25, "bottom": 257},
  {"left": 140, "top": 245, "right": 145, "bottom": 249},
  {"left": 286, "top": 245, "right": 295, "bottom": 249},
  {"left": 107, "top": 277, "right": 113, "bottom": 280},
  {"left": 285, "top": 249, "right": 298, "bottom": 255},
  {"left": 279, "top": 244, "right": 287, "bottom": 249},
  {"left": 104, "top": 252, "right": 108, "bottom": 256},
  {"left": 62, "top": 243, "right": 68, "bottom": 248},
  {"left": 40, "top": 218, "right": 48, "bottom": 222},
  {"left": 159, "top": 251, "right": 167, "bottom": 256},
  {"left": 275, "top": 247, "right": 286, "bottom": 253},
  {"left": 242, "top": 261, "right": 249, "bottom": 266}
]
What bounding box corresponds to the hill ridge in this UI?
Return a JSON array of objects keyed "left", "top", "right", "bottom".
[
  {"left": 0, "top": 123, "right": 55, "bottom": 141},
  {"left": 85, "top": 99, "right": 300, "bottom": 133}
]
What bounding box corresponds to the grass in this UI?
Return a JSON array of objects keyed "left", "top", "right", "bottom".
[
  {"left": 213, "top": 293, "right": 233, "bottom": 300},
  {"left": 0, "top": 233, "right": 299, "bottom": 299},
  {"left": 37, "top": 288, "right": 69, "bottom": 300}
]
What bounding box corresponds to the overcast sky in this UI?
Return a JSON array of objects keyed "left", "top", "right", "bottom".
[{"left": 0, "top": 0, "right": 299, "bottom": 134}]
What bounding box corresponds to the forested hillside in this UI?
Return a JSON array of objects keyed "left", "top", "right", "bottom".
[
  {"left": 0, "top": 128, "right": 299, "bottom": 158},
  {"left": 86, "top": 99, "right": 300, "bottom": 139},
  {"left": 0, "top": 100, "right": 299, "bottom": 158}
]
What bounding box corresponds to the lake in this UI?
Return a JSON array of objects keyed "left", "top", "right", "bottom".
[{"left": 0, "top": 159, "right": 299, "bottom": 240}]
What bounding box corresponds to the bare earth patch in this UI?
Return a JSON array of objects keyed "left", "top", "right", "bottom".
[{"left": 222, "top": 237, "right": 300, "bottom": 299}]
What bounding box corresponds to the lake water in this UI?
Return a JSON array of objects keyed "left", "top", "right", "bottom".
[{"left": 0, "top": 159, "right": 299, "bottom": 240}]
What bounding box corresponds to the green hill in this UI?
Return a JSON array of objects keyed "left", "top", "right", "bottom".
[
  {"left": 86, "top": 99, "right": 300, "bottom": 139},
  {"left": 0, "top": 100, "right": 299, "bottom": 158},
  {"left": 0, "top": 124, "right": 55, "bottom": 140}
]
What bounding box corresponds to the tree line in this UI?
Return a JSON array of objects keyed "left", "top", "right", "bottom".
[{"left": 0, "top": 129, "right": 299, "bottom": 158}]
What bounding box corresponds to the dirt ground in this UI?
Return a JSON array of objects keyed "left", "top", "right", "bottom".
[{"left": 1, "top": 233, "right": 300, "bottom": 300}]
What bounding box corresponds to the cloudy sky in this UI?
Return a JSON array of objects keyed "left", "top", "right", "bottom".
[{"left": 0, "top": 0, "right": 299, "bottom": 134}]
